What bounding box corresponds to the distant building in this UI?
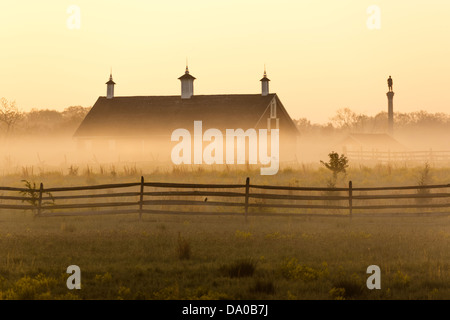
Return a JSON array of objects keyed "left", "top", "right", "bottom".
[
  {"left": 73, "top": 67, "right": 300, "bottom": 163},
  {"left": 339, "top": 133, "right": 406, "bottom": 152},
  {"left": 337, "top": 133, "right": 407, "bottom": 163}
]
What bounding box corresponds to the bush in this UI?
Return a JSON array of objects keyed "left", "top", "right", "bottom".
[
  {"left": 331, "top": 279, "right": 364, "bottom": 299},
  {"left": 220, "top": 259, "right": 257, "bottom": 278},
  {"left": 416, "top": 162, "right": 432, "bottom": 205},
  {"left": 249, "top": 279, "right": 275, "bottom": 295},
  {"left": 320, "top": 152, "right": 349, "bottom": 179},
  {"left": 281, "top": 258, "right": 329, "bottom": 281}
]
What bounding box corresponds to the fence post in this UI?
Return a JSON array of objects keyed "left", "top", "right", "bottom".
[
  {"left": 139, "top": 176, "right": 144, "bottom": 221},
  {"left": 348, "top": 180, "right": 353, "bottom": 220},
  {"left": 245, "top": 177, "right": 250, "bottom": 222},
  {"left": 37, "top": 182, "right": 43, "bottom": 216}
]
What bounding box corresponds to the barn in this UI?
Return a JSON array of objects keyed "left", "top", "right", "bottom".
[
  {"left": 73, "top": 67, "right": 300, "bottom": 164},
  {"left": 338, "top": 133, "right": 407, "bottom": 154},
  {"left": 336, "top": 133, "right": 408, "bottom": 163}
]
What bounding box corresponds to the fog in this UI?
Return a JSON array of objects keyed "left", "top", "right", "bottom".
[
  {"left": 0, "top": 122, "right": 448, "bottom": 179},
  {"left": 297, "top": 125, "right": 450, "bottom": 165}
]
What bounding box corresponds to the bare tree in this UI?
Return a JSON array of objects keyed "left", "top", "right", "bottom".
[
  {"left": 0, "top": 97, "right": 23, "bottom": 136},
  {"left": 331, "top": 108, "right": 358, "bottom": 129}
]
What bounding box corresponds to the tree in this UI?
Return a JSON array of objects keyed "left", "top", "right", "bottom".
[
  {"left": 21, "top": 106, "right": 91, "bottom": 135},
  {"left": 320, "top": 151, "right": 349, "bottom": 179},
  {"left": 62, "top": 106, "right": 91, "bottom": 121},
  {"left": 294, "top": 118, "right": 312, "bottom": 134},
  {"left": 331, "top": 108, "right": 358, "bottom": 129},
  {"left": 0, "top": 97, "right": 23, "bottom": 136},
  {"left": 61, "top": 106, "right": 91, "bottom": 131}
]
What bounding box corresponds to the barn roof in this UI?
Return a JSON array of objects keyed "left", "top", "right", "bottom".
[{"left": 73, "top": 94, "right": 298, "bottom": 138}]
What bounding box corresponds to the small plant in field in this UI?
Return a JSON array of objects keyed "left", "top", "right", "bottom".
[
  {"left": 20, "top": 180, "right": 55, "bottom": 216},
  {"left": 68, "top": 165, "right": 78, "bottom": 176},
  {"left": 329, "top": 287, "right": 346, "bottom": 300},
  {"left": 177, "top": 233, "right": 191, "bottom": 260},
  {"left": 331, "top": 279, "right": 364, "bottom": 299},
  {"left": 235, "top": 230, "right": 253, "bottom": 240},
  {"left": 152, "top": 283, "right": 180, "bottom": 300},
  {"left": 21, "top": 166, "right": 34, "bottom": 178},
  {"left": 185, "top": 286, "right": 230, "bottom": 300},
  {"left": 249, "top": 279, "right": 275, "bottom": 295},
  {"left": 157, "top": 224, "right": 167, "bottom": 232},
  {"left": 60, "top": 222, "right": 76, "bottom": 233},
  {"left": 393, "top": 270, "right": 410, "bottom": 288},
  {"left": 416, "top": 162, "right": 432, "bottom": 204},
  {"left": 281, "top": 258, "right": 329, "bottom": 281},
  {"left": 94, "top": 272, "right": 113, "bottom": 283},
  {"left": 117, "top": 286, "right": 132, "bottom": 300},
  {"left": 172, "top": 165, "right": 188, "bottom": 175},
  {"left": 110, "top": 165, "right": 117, "bottom": 177},
  {"left": 220, "top": 259, "right": 257, "bottom": 278},
  {"left": 417, "top": 162, "right": 432, "bottom": 185},
  {"left": 320, "top": 152, "right": 348, "bottom": 209},
  {"left": 84, "top": 165, "right": 92, "bottom": 176},
  {"left": 123, "top": 164, "right": 138, "bottom": 176},
  {"left": 320, "top": 151, "right": 349, "bottom": 180}
]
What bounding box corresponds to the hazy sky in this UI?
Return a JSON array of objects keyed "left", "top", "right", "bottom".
[{"left": 0, "top": 1, "right": 449, "bottom": 123}]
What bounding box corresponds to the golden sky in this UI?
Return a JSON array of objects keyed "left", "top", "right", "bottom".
[{"left": 0, "top": 0, "right": 449, "bottom": 123}]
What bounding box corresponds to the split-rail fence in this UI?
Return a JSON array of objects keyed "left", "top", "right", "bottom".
[{"left": 0, "top": 177, "right": 448, "bottom": 219}]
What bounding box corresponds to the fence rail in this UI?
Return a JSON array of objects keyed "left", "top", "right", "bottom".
[
  {"left": 0, "top": 177, "right": 448, "bottom": 218},
  {"left": 346, "top": 149, "right": 450, "bottom": 164}
]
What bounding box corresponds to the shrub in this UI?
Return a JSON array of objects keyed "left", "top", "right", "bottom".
[
  {"left": 320, "top": 151, "right": 349, "bottom": 179},
  {"left": 220, "top": 259, "right": 257, "bottom": 278},
  {"left": 249, "top": 279, "right": 275, "bottom": 295},
  {"left": 235, "top": 230, "right": 253, "bottom": 240},
  {"left": 281, "top": 258, "right": 329, "bottom": 281},
  {"left": 68, "top": 165, "right": 78, "bottom": 176},
  {"left": 331, "top": 279, "right": 364, "bottom": 299},
  {"left": 0, "top": 274, "right": 57, "bottom": 300},
  {"left": 329, "top": 287, "right": 346, "bottom": 300},
  {"left": 393, "top": 270, "right": 411, "bottom": 288},
  {"left": 416, "top": 162, "right": 432, "bottom": 204},
  {"left": 20, "top": 180, "right": 55, "bottom": 216}
]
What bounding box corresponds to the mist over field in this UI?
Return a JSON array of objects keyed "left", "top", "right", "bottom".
[{"left": 0, "top": 105, "right": 448, "bottom": 175}]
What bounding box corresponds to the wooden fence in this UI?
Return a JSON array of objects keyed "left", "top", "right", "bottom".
[{"left": 0, "top": 177, "right": 449, "bottom": 218}]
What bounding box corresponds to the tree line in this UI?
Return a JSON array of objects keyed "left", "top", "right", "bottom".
[
  {"left": 294, "top": 107, "right": 450, "bottom": 135},
  {"left": 0, "top": 98, "right": 448, "bottom": 138},
  {"left": 0, "top": 98, "right": 91, "bottom": 137}
]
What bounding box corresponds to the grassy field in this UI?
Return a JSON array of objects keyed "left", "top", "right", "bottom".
[
  {"left": 0, "top": 164, "right": 448, "bottom": 300},
  {"left": 0, "top": 209, "right": 449, "bottom": 300}
]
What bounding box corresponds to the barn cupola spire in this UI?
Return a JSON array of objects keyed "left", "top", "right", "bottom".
[
  {"left": 106, "top": 70, "right": 115, "bottom": 99},
  {"left": 260, "top": 66, "right": 270, "bottom": 96},
  {"left": 178, "top": 62, "right": 196, "bottom": 99}
]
